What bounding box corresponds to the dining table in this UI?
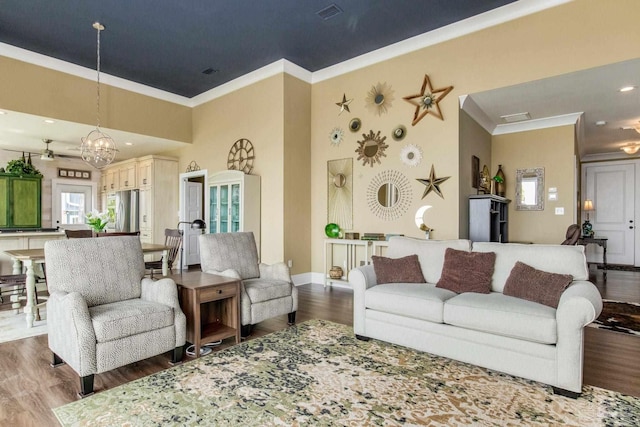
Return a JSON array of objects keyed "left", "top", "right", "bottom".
[{"left": 4, "top": 242, "right": 171, "bottom": 328}]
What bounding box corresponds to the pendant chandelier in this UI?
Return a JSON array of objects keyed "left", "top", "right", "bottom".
[{"left": 80, "top": 22, "right": 117, "bottom": 169}]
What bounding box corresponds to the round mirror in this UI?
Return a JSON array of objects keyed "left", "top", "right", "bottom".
[
  {"left": 377, "top": 183, "right": 399, "bottom": 207},
  {"left": 392, "top": 125, "right": 406, "bottom": 141},
  {"left": 349, "top": 118, "right": 362, "bottom": 132},
  {"left": 374, "top": 94, "right": 385, "bottom": 105},
  {"left": 363, "top": 141, "right": 379, "bottom": 158},
  {"left": 333, "top": 173, "right": 346, "bottom": 188}
]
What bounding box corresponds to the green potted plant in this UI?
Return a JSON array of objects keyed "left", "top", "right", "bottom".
[{"left": 5, "top": 157, "right": 42, "bottom": 176}]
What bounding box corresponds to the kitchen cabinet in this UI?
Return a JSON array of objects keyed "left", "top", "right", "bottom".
[
  {"left": 0, "top": 174, "right": 42, "bottom": 229},
  {"left": 469, "top": 195, "right": 510, "bottom": 243},
  {"left": 138, "top": 158, "right": 153, "bottom": 188},
  {"left": 208, "top": 170, "right": 260, "bottom": 252},
  {"left": 118, "top": 160, "right": 137, "bottom": 190}
]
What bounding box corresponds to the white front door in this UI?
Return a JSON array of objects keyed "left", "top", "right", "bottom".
[
  {"left": 583, "top": 162, "right": 635, "bottom": 265},
  {"left": 184, "top": 181, "right": 204, "bottom": 266},
  {"left": 52, "top": 180, "right": 97, "bottom": 230}
]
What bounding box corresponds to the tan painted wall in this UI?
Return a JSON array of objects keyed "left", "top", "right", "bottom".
[
  {"left": 492, "top": 125, "right": 576, "bottom": 244},
  {"left": 459, "top": 109, "right": 492, "bottom": 239},
  {"left": 166, "top": 75, "right": 288, "bottom": 264},
  {"left": 283, "top": 75, "right": 312, "bottom": 274},
  {"left": 0, "top": 56, "right": 191, "bottom": 143},
  {"left": 309, "top": 0, "right": 640, "bottom": 273}
]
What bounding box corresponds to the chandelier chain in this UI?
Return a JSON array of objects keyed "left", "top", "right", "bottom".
[{"left": 96, "top": 24, "right": 101, "bottom": 129}]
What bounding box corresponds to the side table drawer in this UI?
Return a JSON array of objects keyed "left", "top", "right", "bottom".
[{"left": 200, "top": 282, "right": 238, "bottom": 302}]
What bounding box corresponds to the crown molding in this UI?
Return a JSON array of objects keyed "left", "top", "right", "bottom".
[
  {"left": 459, "top": 95, "right": 496, "bottom": 134},
  {"left": 0, "top": 42, "right": 192, "bottom": 106},
  {"left": 0, "top": 0, "right": 569, "bottom": 107},
  {"left": 492, "top": 112, "right": 583, "bottom": 135}
]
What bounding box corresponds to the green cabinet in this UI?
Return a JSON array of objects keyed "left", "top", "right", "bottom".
[{"left": 0, "top": 174, "right": 42, "bottom": 229}]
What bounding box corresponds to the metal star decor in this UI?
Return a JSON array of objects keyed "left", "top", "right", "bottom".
[
  {"left": 336, "top": 94, "right": 353, "bottom": 115},
  {"left": 417, "top": 164, "right": 450, "bottom": 199},
  {"left": 403, "top": 74, "right": 453, "bottom": 126}
]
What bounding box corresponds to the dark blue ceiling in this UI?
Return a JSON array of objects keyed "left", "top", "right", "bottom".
[{"left": 0, "top": 1, "right": 516, "bottom": 98}]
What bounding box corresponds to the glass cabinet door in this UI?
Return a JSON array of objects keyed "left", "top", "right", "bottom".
[
  {"left": 219, "top": 184, "right": 229, "bottom": 233},
  {"left": 231, "top": 184, "right": 240, "bottom": 232},
  {"left": 209, "top": 185, "right": 218, "bottom": 233}
]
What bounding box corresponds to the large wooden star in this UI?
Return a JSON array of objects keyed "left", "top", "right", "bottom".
[
  {"left": 335, "top": 93, "right": 353, "bottom": 115},
  {"left": 417, "top": 164, "right": 450, "bottom": 199},
  {"left": 403, "top": 74, "right": 453, "bottom": 126}
]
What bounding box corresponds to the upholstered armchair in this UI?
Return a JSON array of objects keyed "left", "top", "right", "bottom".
[
  {"left": 44, "top": 236, "right": 186, "bottom": 397},
  {"left": 198, "top": 232, "right": 297, "bottom": 337}
]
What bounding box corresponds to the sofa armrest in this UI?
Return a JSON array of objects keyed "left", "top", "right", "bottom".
[
  {"left": 141, "top": 278, "right": 186, "bottom": 347},
  {"left": 259, "top": 262, "right": 291, "bottom": 282},
  {"left": 555, "top": 280, "right": 603, "bottom": 392},
  {"left": 47, "top": 290, "right": 97, "bottom": 377},
  {"left": 349, "top": 265, "right": 378, "bottom": 336}
]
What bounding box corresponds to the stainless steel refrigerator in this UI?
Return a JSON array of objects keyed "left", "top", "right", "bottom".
[{"left": 115, "top": 189, "right": 139, "bottom": 232}]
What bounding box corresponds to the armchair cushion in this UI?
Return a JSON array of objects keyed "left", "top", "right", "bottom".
[
  {"left": 243, "top": 278, "right": 294, "bottom": 303},
  {"left": 90, "top": 299, "right": 174, "bottom": 343}
]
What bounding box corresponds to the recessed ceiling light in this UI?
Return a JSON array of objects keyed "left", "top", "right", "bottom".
[
  {"left": 620, "top": 144, "right": 640, "bottom": 154},
  {"left": 619, "top": 86, "right": 636, "bottom": 92},
  {"left": 0, "top": 111, "right": 7, "bottom": 115},
  {"left": 44, "top": 119, "right": 55, "bottom": 124},
  {"left": 125, "top": 142, "right": 133, "bottom": 146},
  {"left": 595, "top": 120, "right": 606, "bottom": 126}
]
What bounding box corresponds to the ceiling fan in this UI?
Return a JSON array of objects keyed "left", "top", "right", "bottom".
[{"left": 41, "top": 139, "right": 55, "bottom": 161}]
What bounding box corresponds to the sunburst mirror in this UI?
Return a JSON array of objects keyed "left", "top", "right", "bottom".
[
  {"left": 355, "top": 130, "right": 388, "bottom": 167},
  {"left": 327, "top": 158, "right": 353, "bottom": 229},
  {"left": 366, "top": 170, "right": 412, "bottom": 221}
]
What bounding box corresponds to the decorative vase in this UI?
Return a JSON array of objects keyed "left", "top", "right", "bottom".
[
  {"left": 495, "top": 165, "right": 506, "bottom": 197},
  {"left": 329, "top": 266, "right": 344, "bottom": 280}
]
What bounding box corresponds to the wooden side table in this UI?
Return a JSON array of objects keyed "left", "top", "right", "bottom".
[
  {"left": 577, "top": 237, "right": 608, "bottom": 279},
  {"left": 168, "top": 271, "right": 241, "bottom": 357}
]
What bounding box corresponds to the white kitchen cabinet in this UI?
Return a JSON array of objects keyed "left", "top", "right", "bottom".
[
  {"left": 118, "top": 160, "right": 137, "bottom": 190},
  {"left": 208, "top": 170, "right": 260, "bottom": 252}
]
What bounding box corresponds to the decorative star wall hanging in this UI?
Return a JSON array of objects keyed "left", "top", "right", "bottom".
[
  {"left": 417, "top": 164, "right": 450, "bottom": 199},
  {"left": 336, "top": 94, "right": 353, "bottom": 115},
  {"left": 403, "top": 74, "right": 453, "bottom": 126}
]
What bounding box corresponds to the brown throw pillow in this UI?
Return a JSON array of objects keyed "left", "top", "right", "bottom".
[
  {"left": 436, "top": 248, "right": 495, "bottom": 294},
  {"left": 372, "top": 255, "right": 426, "bottom": 284},
  {"left": 503, "top": 261, "right": 573, "bottom": 308}
]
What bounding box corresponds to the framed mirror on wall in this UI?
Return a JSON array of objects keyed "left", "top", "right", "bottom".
[{"left": 515, "top": 167, "right": 544, "bottom": 211}]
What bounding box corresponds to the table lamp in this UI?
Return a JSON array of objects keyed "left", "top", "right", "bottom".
[
  {"left": 176, "top": 219, "right": 206, "bottom": 273},
  {"left": 582, "top": 199, "right": 594, "bottom": 237}
]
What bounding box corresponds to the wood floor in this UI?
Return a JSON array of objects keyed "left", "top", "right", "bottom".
[{"left": 0, "top": 269, "right": 638, "bottom": 426}]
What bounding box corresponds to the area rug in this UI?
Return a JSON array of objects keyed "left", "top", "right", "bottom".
[
  {"left": 0, "top": 307, "right": 47, "bottom": 344},
  {"left": 587, "top": 300, "right": 640, "bottom": 336},
  {"left": 53, "top": 320, "right": 639, "bottom": 426}
]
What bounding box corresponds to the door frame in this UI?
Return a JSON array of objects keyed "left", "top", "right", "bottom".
[
  {"left": 178, "top": 169, "right": 208, "bottom": 269},
  {"left": 51, "top": 178, "right": 98, "bottom": 230}
]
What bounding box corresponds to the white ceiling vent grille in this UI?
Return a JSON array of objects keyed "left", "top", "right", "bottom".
[
  {"left": 316, "top": 4, "right": 343, "bottom": 20},
  {"left": 500, "top": 112, "right": 531, "bottom": 123}
]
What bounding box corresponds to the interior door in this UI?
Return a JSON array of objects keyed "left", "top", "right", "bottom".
[
  {"left": 184, "top": 181, "right": 203, "bottom": 266},
  {"left": 52, "top": 181, "right": 95, "bottom": 230},
  {"left": 583, "top": 162, "right": 635, "bottom": 265}
]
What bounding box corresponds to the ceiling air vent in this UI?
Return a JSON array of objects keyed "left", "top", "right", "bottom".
[
  {"left": 500, "top": 112, "right": 531, "bottom": 123},
  {"left": 202, "top": 68, "right": 218, "bottom": 75},
  {"left": 316, "top": 4, "right": 343, "bottom": 20}
]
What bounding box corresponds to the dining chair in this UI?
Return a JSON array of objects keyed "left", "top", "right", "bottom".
[
  {"left": 64, "top": 229, "right": 94, "bottom": 238},
  {"left": 96, "top": 231, "right": 141, "bottom": 237},
  {"left": 145, "top": 229, "right": 182, "bottom": 278}
]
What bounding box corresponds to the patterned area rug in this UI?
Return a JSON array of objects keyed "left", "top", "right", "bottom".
[
  {"left": 0, "top": 307, "right": 47, "bottom": 344},
  {"left": 54, "top": 320, "right": 639, "bottom": 426},
  {"left": 587, "top": 300, "right": 640, "bottom": 336}
]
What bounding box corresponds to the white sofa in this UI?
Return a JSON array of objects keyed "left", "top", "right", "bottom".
[{"left": 350, "top": 237, "right": 603, "bottom": 396}]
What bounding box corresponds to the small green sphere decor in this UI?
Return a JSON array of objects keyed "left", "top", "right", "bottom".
[{"left": 325, "top": 223, "right": 340, "bottom": 238}]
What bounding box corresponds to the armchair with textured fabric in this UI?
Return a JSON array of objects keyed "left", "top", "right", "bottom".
[
  {"left": 44, "top": 236, "right": 186, "bottom": 397},
  {"left": 198, "top": 232, "right": 297, "bottom": 337}
]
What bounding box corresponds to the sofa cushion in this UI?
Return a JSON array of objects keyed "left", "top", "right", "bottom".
[
  {"left": 366, "top": 283, "right": 456, "bottom": 323},
  {"left": 443, "top": 293, "right": 558, "bottom": 344},
  {"left": 503, "top": 261, "right": 573, "bottom": 308},
  {"left": 386, "top": 237, "right": 472, "bottom": 284},
  {"left": 471, "top": 242, "right": 588, "bottom": 293},
  {"left": 243, "top": 278, "right": 292, "bottom": 303},
  {"left": 372, "top": 254, "right": 426, "bottom": 284},
  {"left": 436, "top": 248, "right": 495, "bottom": 294},
  {"left": 90, "top": 299, "right": 174, "bottom": 343}
]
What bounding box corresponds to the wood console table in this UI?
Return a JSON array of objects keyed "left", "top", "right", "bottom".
[
  {"left": 577, "top": 237, "right": 608, "bottom": 279},
  {"left": 168, "top": 271, "right": 241, "bottom": 357}
]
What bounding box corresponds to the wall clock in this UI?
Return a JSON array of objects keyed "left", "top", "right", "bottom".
[{"left": 227, "top": 138, "right": 255, "bottom": 174}]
